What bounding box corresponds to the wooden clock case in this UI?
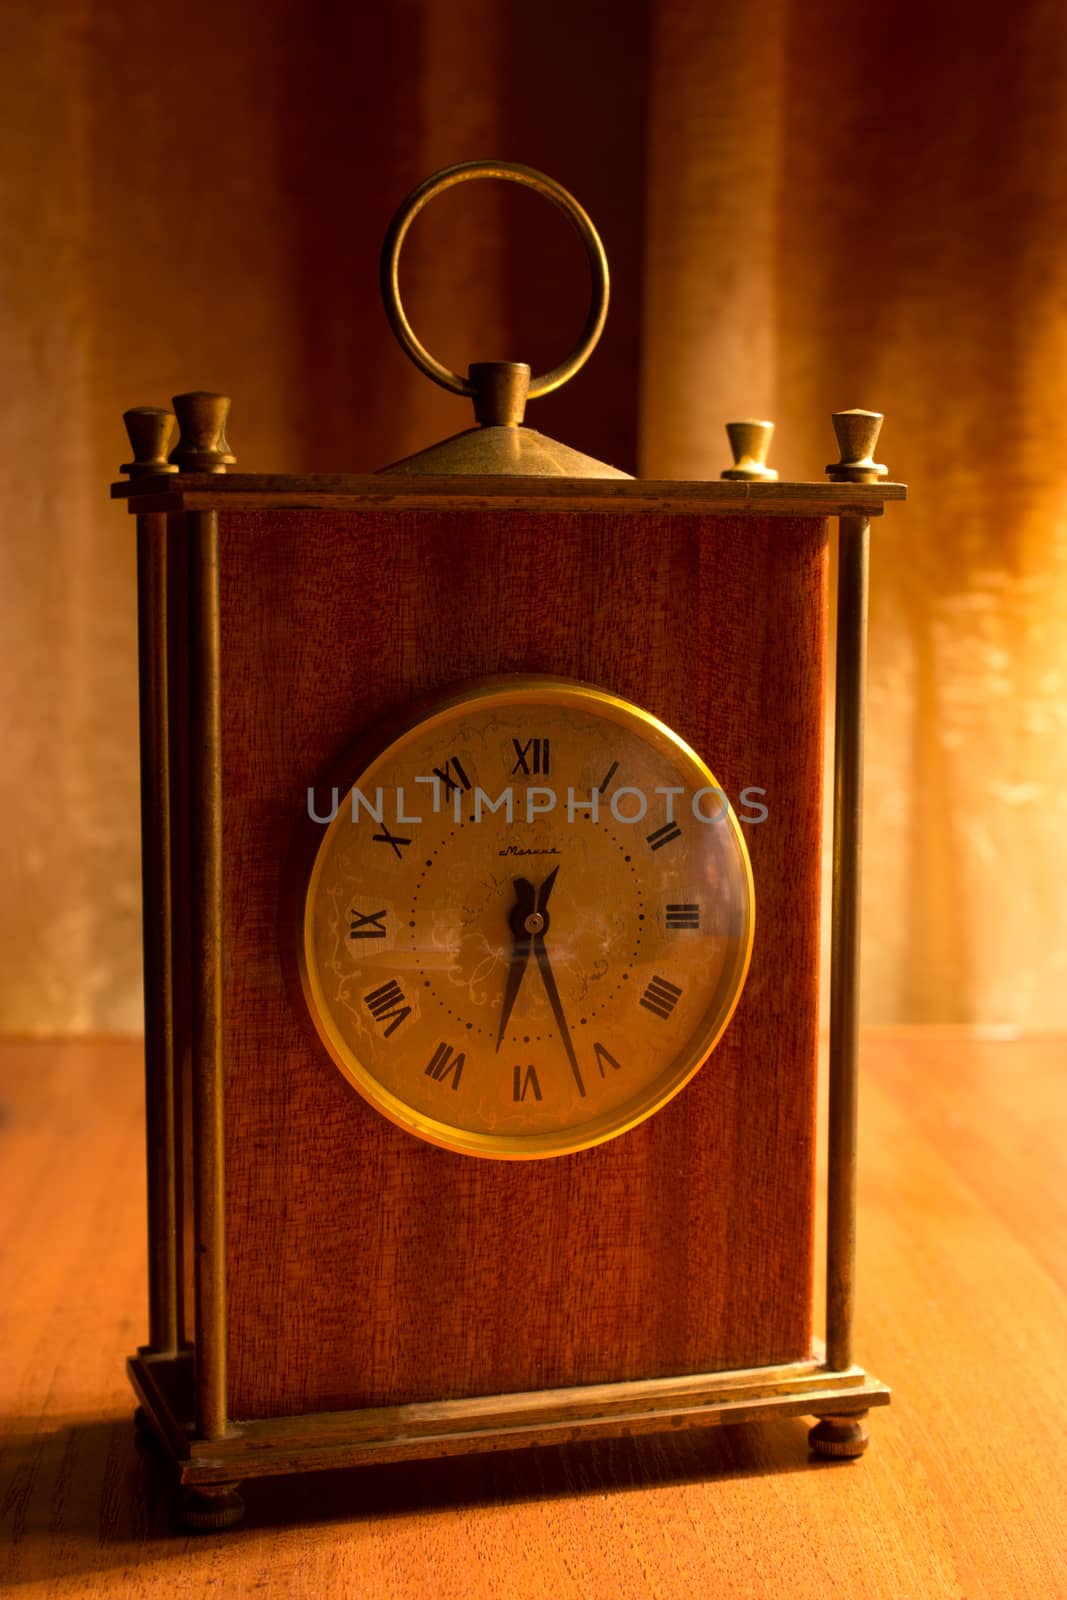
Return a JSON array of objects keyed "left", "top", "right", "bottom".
[{"left": 115, "top": 396, "right": 902, "bottom": 1528}]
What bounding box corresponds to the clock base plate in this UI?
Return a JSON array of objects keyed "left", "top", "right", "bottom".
[{"left": 128, "top": 1345, "right": 890, "bottom": 1516}]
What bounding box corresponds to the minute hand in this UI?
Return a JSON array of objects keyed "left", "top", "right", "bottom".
[{"left": 533, "top": 936, "right": 586, "bottom": 1099}]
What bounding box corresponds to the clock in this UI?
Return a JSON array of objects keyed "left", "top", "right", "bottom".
[
  {"left": 115, "top": 162, "right": 904, "bottom": 1529},
  {"left": 297, "top": 676, "right": 754, "bottom": 1159}
]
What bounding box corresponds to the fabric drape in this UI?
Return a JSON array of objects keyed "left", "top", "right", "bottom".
[{"left": 2, "top": 0, "right": 1064, "bottom": 1030}]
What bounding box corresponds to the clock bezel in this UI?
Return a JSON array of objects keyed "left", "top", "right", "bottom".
[{"left": 295, "top": 673, "right": 756, "bottom": 1160}]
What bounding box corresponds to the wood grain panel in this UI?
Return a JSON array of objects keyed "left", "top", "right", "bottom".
[{"left": 217, "top": 506, "right": 827, "bottom": 1418}]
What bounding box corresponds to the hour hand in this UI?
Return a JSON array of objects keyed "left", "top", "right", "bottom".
[{"left": 496, "top": 878, "right": 536, "bottom": 1052}]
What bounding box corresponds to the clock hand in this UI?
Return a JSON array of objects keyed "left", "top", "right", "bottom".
[
  {"left": 533, "top": 932, "right": 586, "bottom": 1099},
  {"left": 497, "top": 866, "right": 585, "bottom": 1098},
  {"left": 536, "top": 863, "right": 559, "bottom": 912},
  {"left": 496, "top": 877, "right": 537, "bottom": 1052}
]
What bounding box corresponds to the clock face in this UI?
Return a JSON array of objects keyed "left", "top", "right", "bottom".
[{"left": 298, "top": 678, "right": 754, "bottom": 1158}]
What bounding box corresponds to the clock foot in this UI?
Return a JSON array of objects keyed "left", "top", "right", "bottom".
[
  {"left": 808, "top": 1411, "right": 870, "bottom": 1458},
  {"left": 181, "top": 1483, "right": 246, "bottom": 1531}
]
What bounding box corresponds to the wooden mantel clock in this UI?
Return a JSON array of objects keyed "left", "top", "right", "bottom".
[{"left": 115, "top": 162, "right": 904, "bottom": 1529}]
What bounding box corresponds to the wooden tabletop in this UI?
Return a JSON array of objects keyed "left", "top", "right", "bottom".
[{"left": 1, "top": 1029, "right": 1064, "bottom": 1597}]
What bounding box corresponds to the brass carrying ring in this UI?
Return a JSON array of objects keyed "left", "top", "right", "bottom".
[{"left": 380, "top": 161, "right": 609, "bottom": 401}]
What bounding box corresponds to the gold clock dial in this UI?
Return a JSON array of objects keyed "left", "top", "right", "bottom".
[{"left": 299, "top": 678, "right": 754, "bottom": 1158}]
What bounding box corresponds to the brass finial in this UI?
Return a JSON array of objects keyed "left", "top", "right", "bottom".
[
  {"left": 827, "top": 409, "right": 887, "bottom": 483},
  {"left": 169, "top": 392, "right": 237, "bottom": 474},
  {"left": 469, "top": 363, "right": 531, "bottom": 427},
  {"left": 722, "top": 419, "right": 777, "bottom": 481},
  {"left": 121, "top": 407, "right": 178, "bottom": 477}
]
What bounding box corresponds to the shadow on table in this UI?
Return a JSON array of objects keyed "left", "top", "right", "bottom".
[
  {"left": 0, "top": 1409, "right": 848, "bottom": 1583},
  {"left": 244, "top": 1413, "right": 827, "bottom": 1529}
]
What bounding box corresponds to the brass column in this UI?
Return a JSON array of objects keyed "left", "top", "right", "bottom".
[
  {"left": 123, "top": 409, "right": 180, "bottom": 1356},
  {"left": 173, "top": 393, "right": 236, "bottom": 1442},
  {"left": 824, "top": 410, "right": 887, "bottom": 1374}
]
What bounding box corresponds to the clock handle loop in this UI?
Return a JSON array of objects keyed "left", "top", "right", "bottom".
[{"left": 380, "top": 161, "right": 610, "bottom": 424}]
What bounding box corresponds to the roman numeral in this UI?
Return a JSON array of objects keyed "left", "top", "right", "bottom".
[
  {"left": 349, "top": 907, "right": 387, "bottom": 939},
  {"left": 665, "top": 903, "right": 700, "bottom": 930},
  {"left": 513, "top": 1064, "right": 543, "bottom": 1102},
  {"left": 593, "top": 1041, "right": 622, "bottom": 1077},
  {"left": 640, "top": 976, "right": 683, "bottom": 1020},
  {"left": 425, "top": 1042, "right": 465, "bottom": 1089},
  {"left": 363, "top": 979, "right": 411, "bottom": 1037},
  {"left": 647, "top": 820, "right": 682, "bottom": 852},
  {"left": 372, "top": 822, "right": 411, "bottom": 860},
  {"left": 597, "top": 760, "right": 619, "bottom": 795},
  {"left": 432, "top": 755, "right": 472, "bottom": 796},
  {"left": 512, "top": 737, "right": 551, "bottom": 777}
]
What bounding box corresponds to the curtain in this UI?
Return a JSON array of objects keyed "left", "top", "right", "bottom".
[
  {"left": 1, "top": 0, "right": 1064, "bottom": 1030},
  {"left": 643, "top": 0, "right": 1067, "bottom": 1024}
]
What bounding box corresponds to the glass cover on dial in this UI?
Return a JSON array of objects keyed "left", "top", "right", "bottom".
[{"left": 299, "top": 678, "right": 754, "bottom": 1158}]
